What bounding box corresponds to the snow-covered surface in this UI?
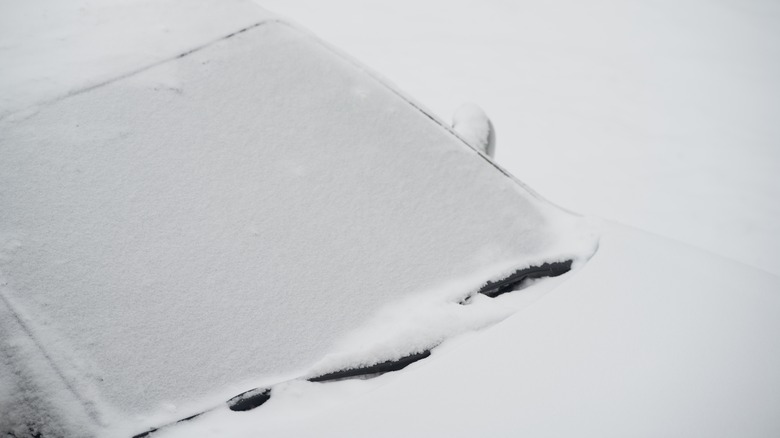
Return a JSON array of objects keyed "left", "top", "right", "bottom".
[
  {"left": 0, "top": 0, "right": 271, "bottom": 118},
  {"left": 0, "top": 294, "right": 95, "bottom": 437},
  {"left": 451, "top": 103, "right": 494, "bottom": 157},
  {"left": 0, "top": 4, "right": 595, "bottom": 435},
  {"left": 156, "top": 221, "right": 780, "bottom": 438},
  {"left": 261, "top": 0, "right": 780, "bottom": 277},
  {"left": 2, "top": 0, "right": 779, "bottom": 436}
]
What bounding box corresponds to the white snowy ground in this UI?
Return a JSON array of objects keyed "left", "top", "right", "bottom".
[{"left": 261, "top": 0, "right": 780, "bottom": 276}]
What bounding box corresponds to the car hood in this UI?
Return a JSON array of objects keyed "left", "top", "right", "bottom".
[{"left": 159, "top": 220, "right": 780, "bottom": 438}]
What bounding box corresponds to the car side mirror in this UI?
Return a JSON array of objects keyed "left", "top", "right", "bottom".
[{"left": 452, "top": 102, "right": 496, "bottom": 158}]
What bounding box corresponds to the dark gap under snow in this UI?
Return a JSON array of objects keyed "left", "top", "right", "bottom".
[{"left": 477, "top": 260, "right": 572, "bottom": 298}]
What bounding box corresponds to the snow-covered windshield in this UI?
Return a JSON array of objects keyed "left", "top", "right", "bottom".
[{"left": 0, "top": 14, "right": 594, "bottom": 436}]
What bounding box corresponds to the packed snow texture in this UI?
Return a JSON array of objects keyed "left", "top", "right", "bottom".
[
  {"left": 155, "top": 222, "right": 780, "bottom": 438},
  {"left": 0, "top": 12, "right": 595, "bottom": 435},
  {"left": 261, "top": 0, "right": 780, "bottom": 277},
  {"left": 0, "top": 0, "right": 272, "bottom": 118},
  {"left": 0, "top": 293, "right": 97, "bottom": 437}
]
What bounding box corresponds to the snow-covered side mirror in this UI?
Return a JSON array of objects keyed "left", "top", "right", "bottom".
[{"left": 452, "top": 103, "right": 495, "bottom": 158}]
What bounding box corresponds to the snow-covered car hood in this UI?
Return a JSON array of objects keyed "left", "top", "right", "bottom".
[{"left": 156, "top": 221, "right": 780, "bottom": 438}]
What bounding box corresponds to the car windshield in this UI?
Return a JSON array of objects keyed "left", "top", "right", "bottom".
[{"left": 0, "top": 16, "right": 594, "bottom": 436}]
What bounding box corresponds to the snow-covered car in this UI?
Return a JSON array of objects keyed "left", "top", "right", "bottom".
[{"left": 2, "top": 2, "right": 779, "bottom": 438}]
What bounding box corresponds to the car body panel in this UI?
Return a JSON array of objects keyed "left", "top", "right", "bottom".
[{"left": 187, "top": 221, "right": 780, "bottom": 438}]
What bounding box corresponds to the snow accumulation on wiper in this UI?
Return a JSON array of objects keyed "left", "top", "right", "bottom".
[
  {"left": 0, "top": 5, "right": 597, "bottom": 438},
  {"left": 477, "top": 261, "right": 573, "bottom": 298}
]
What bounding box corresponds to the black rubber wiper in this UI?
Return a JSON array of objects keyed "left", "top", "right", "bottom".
[
  {"left": 228, "top": 388, "right": 272, "bottom": 412},
  {"left": 308, "top": 350, "right": 431, "bottom": 383},
  {"left": 477, "top": 260, "right": 572, "bottom": 298}
]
